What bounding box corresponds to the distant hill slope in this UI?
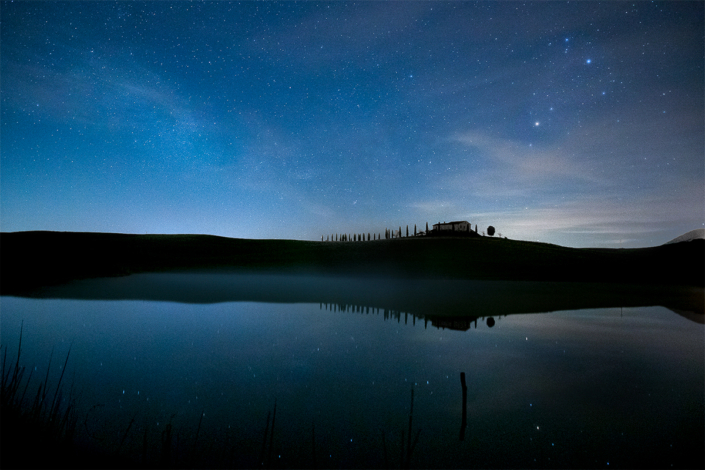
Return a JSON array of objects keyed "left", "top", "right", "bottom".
[
  {"left": 664, "top": 228, "right": 705, "bottom": 245},
  {"left": 1, "top": 231, "right": 703, "bottom": 294}
]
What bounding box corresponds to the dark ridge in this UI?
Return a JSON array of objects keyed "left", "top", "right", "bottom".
[{"left": 1, "top": 231, "right": 703, "bottom": 295}]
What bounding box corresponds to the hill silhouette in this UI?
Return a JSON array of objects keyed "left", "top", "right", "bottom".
[
  {"left": 664, "top": 228, "right": 705, "bottom": 245},
  {"left": 1, "top": 231, "right": 702, "bottom": 294}
]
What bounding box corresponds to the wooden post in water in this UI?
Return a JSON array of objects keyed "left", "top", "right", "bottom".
[
  {"left": 311, "top": 421, "right": 317, "bottom": 470},
  {"left": 460, "top": 372, "right": 468, "bottom": 441}
]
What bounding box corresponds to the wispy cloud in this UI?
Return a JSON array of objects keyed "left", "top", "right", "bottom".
[{"left": 408, "top": 200, "right": 457, "bottom": 214}]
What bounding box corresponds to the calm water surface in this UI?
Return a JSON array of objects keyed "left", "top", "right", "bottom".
[{"left": 1, "top": 276, "right": 703, "bottom": 468}]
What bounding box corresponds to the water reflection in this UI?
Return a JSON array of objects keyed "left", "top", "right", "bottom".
[
  {"left": 20, "top": 271, "right": 705, "bottom": 322},
  {"left": 319, "top": 302, "right": 506, "bottom": 331},
  {"left": 2, "top": 274, "right": 704, "bottom": 468}
]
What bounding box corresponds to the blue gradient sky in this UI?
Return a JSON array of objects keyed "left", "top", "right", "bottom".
[{"left": 2, "top": 1, "right": 703, "bottom": 247}]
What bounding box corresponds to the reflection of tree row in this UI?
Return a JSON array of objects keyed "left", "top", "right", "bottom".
[
  {"left": 319, "top": 303, "right": 504, "bottom": 330},
  {"left": 320, "top": 302, "right": 423, "bottom": 326}
]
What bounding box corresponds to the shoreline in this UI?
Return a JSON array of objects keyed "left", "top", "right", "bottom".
[
  {"left": 1, "top": 231, "right": 703, "bottom": 295},
  {"left": 9, "top": 270, "right": 705, "bottom": 320}
]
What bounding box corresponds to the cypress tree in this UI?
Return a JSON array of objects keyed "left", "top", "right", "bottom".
[
  {"left": 406, "top": 225, "right": 409, "bottom": 237},
  {"left": 414, "top": 224, "right": 417, "bottom": 236},
  {"left": 426, "top": 222, "right": 429, "bottom": 233}
]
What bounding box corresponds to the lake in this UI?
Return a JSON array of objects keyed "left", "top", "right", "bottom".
[{"left": 1, "top": 273, "right": 703, "bottom": 468}]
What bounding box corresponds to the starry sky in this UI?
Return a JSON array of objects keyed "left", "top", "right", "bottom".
[{"left": 2, "top": 1, "right": 703, "bottom": 248}]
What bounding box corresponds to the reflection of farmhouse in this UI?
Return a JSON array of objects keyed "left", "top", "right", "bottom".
[
  {"left": 429, "top": 316, "right": 474, "bottom": 331},
  {"left": 427, "top": 315, "right": 500, "bottom": 331}
]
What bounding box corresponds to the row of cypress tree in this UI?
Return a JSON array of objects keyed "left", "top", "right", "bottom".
[{"left": 321, "top": 223, "right": 431, "bottom": 242}]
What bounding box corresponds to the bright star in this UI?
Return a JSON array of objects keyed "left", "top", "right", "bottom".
[
  {"left": 535, "top": 122, "right": 540, "bottom": 126},
  {"left": 586, "top": 59, "right": 592, "bottom": 64}
]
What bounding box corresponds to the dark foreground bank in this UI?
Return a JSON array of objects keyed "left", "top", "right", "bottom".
[{"left": 1, "top": 231, "right": 703, "bottom": 294}]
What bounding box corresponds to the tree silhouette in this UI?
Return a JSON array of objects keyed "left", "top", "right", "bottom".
[
  {"left": 487, "top": 226, "right": 495, "bottom": 236},
  {"left": 414, "top": 224, "right": 417, "bottom": 236},
  {"left": 426, "top": 222, "right": 429, "bottom": 233},
  {"left": 406, "top": 225, "right": 409, "bottom": 237}
]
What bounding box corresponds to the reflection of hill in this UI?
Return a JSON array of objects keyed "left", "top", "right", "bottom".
[{"left": 18, "top": 272, "right": 704, "bottom": 322}]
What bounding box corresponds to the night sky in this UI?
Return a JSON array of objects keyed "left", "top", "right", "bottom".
[{"left": 2, "top": 1, "right": 703, "bottom": 247}]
